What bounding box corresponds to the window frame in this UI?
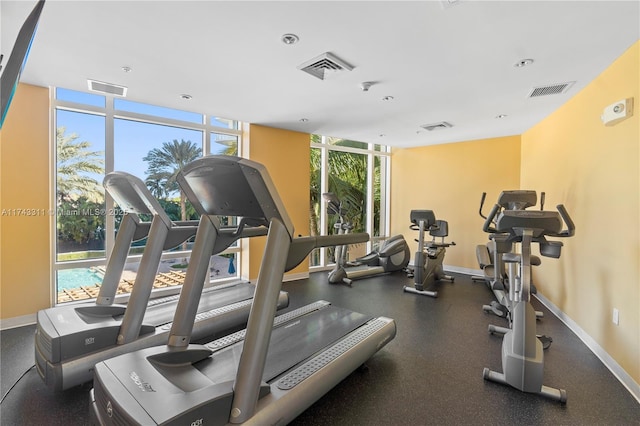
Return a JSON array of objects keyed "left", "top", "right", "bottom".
[
  {"left": 309, "top": 135, "right": 391, "bottom": 271},
  {"left": 51, "top": 88, "right": 243, "bottom": 304}
]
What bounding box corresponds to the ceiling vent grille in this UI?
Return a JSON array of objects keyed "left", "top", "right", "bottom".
[
  {"left": 87, "top": 79, "right": 127, "bottom": 97},
  {"left": 420, "top": 121, "right": 453, "bottom": 131},
  {"left": 298, "top": 52, "right": 354, "bottom": 80},
  {"left": 527, "top": 81, "right": 574, "bottom": 98}
]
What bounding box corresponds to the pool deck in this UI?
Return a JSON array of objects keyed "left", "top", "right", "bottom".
[{"left": 56, "top": 270, "right": 187, "bottom": 304}]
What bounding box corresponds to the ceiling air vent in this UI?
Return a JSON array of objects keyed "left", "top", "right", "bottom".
[
  {"left": 298, "top": 52, "right": 354, "bottom": 80},
  {"left": 527, "top": 81, "right": 574, "bottom": 98},
  {"left": 420, "top": 121, "right": 453, "bottom": 131},
  {"left": 87, "top": 79, "right": 127, "bottom": 97}
]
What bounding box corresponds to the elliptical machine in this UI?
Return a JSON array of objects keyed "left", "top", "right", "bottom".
[
  {"left": 324, "top": 192, "right": 410, "bottom": 286},
  {"left": 473, "top": 191, "right": 545, "bottom": 318},
  {"left": 481, "top": 200, "right": 575, "bottom": 403},
  {"left": 403, "top": 210, "right": 455, "bottom": 297}
]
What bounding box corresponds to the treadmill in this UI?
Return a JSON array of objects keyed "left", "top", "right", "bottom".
[
  {"left": 90, "top": 155, "right": 396, "bottom": 425},
  {"left": 36, "top": 171, "right": 288, "bottom": 391}
]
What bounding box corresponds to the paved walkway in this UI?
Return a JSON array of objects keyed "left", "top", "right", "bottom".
[{"left": 56, "top": 255, "right": 235, "bottom": 304}]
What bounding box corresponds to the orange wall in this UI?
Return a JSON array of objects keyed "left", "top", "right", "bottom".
[
  {"left": 390, "top": 135, "right": 521, "bottom": 270},
  {"left": 1, "top": 83, "right": 52, "bottom": 319},
  {"left": 241, "top": 124, "right": 311, "bottom": 281},
  {"left": 521, "top": 41, "right": 639, "bottom": 383}
]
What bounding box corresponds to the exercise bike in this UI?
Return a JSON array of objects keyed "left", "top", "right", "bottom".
[
  {"left": 473, "top": 191, "right": 545, "bottom": 318},
  {"left": 403, "top": 210, "right": 455, "bottom": 297},
  {"left": 324, "top": 192, "right": 410, "bottom": 286},
  {"left": 481, "top": 200, "right": 575, "bottom": 403}
]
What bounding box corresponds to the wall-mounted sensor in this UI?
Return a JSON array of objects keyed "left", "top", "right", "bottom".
[{"left": 601, "top": 98, "right": 634, "bottom": 126}]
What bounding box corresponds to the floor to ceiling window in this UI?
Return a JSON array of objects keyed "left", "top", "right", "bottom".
[
  {"left": 309, "top": 135, "right": 390, "bottom": 269},
  {"left": 53, "top": 88, "right": 241, "bottom": 304}
]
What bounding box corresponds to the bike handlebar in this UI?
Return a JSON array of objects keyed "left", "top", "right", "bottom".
[
  {"left": 555, "top": 204, "right": 575, "bottom": 237},
  {"left": 482, "top": 203, "right": 500, "bottom": 233}
]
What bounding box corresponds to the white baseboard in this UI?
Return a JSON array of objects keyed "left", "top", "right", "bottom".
[
  {"left": 0, "top": 313, "right": 36, "bottom": 331},
  {"left": 534, "top": 292, "right": 640, "bottom": 404}
]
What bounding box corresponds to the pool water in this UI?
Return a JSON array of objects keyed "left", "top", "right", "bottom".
[{"left": 57, "top": 268, "right": 104, "bottom": 290}]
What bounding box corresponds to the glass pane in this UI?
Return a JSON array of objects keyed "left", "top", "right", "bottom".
[
  {"left": 150, "top": 254, "right": 240, "bottom": 284},
  {"left": 56, "top": 110, "right": 106, "bottom": 263},
  {"left": 208, "top": 253, "right": 239, "bottom": 281},
  {"left": 309, "top": 147, "right": 322, "bottom": 267},
  {"left": 114, "top": 119, "right": 202, "bottom": 204},
  {"left": 373, "top": 155, "right": 383, "bottom": 237},
  {"left": 56, "top": 267, "right": 104, "bottom": 304},
  {"left": 55, "top": 251, "right": 238, "bottom": 304},
  {"left": 210, "top": 116, "right": 238, "bottom": 130},
  {"left": 210, "top": 132, "right": 238, "bottom": 155},
  {"left": 114, "top": 119, "right": 203, "bottom": 252},
  {"left": 327, "top": 150, "right": 367, "bottom": 235},
  {"left": 121, "top": 256, "right": 194, "bottom": 293},
  {"left": 326, "top": 136, "right": 368, "bottom": 150},
  {"left": 114, "top": 99, "right": 202, "bottom": 124},
  {"left": 327, "top": 150, "right": 368, "bottom": 263},
  {"left": 217, "top": 216, "right": 240, "bottom": 249},
  {"left": 56, "top": 88, "right": 105, "bottom": 107}
]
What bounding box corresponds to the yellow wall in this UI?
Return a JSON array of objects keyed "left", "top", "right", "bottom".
[
  {"left": 521, "top": 41, "right": 639, "bottom": 382},
  {"left": 1, "top": 83, "right": 51, "bottom": 319},
  {"left": 390, "top": 135, "right": 521, "bottom": 269},
  {"left": 241, "top": 124, "right": 311, "bottom": 281}
]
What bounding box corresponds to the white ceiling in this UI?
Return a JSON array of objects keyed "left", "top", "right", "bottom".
[{"left": 2, "top": 0, "right": 639, "bottom": 148}]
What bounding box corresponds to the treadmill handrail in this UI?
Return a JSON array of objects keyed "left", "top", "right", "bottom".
[
  {"left": 104, "top": 171, "right": 173, "bottom": 229},
  {"left": 554, "top": 204, "right": 575, "bottom": 237},
  {"left": 285, "top": 232, "right": 370, "bottom": 271}
]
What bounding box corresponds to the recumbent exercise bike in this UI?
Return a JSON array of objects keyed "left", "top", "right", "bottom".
[{"left": 403, "top": 210, "right": 456, "bottom": 297}]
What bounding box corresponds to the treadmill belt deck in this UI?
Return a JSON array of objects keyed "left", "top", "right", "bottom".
[
  {"left": 139, "top": 282, "right": 256, "bottom": 327},
  {"left": 194, "top": 305, "right": 372, "bottom": 385}
]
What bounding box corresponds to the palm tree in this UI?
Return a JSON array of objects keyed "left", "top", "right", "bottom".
[
  {"left": 56, "top": 126, "right": 105, "bottom": 203},
  {"left": 309, "top": 144, "right": 322, "bottom": 237},
  {"left": 310, "top": 136, "right": 378, "bottom": 264},
  {"left": 326, "top": 143, "right": 368, "bottom": 234},
  {"left": 143, "top": 139, "right": 202, "bottom": 222}
]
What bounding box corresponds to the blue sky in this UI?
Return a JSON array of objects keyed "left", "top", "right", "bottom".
[{"left": 56, "top": 89, "right": 207, "bottom": 187}]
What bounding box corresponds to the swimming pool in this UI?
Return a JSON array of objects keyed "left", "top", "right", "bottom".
[{"left": 57, "top": 268, "right": 104, "bottom": 290}]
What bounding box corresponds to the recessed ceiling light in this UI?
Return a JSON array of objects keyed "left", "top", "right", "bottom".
[
  {"left": 379, "top": 133, "right": 386, "bottom": 137},
  {"left": 514, "top": 58, "right": 534, "bottom": 68},
  {"left": 299, "top": 118, "right": 309, "bottom": 122},
  {"left": 496, "top": 114, "right": 507, "bottom": 119},
  {"left": 382, "top": 96, "right": 394, "bottom": 101},
  {"left": 121, "top": 66, "right": 132, "bottom": 73},
  {"left": 281, "top": 33, "right": 299, "bottom": 45},
  {"left": 180, "top": 94, "right": 192, "bottom": 100}
]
